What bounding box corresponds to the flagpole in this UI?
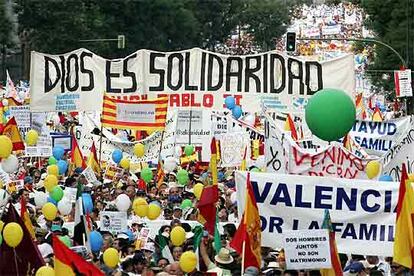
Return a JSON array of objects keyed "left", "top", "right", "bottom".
[
  {"left": 98, "top": 124, "right": 103, "bottom": 165},
  {"left": 241, "top": 172, "right": 250, "bottom": 275},
  {"left": 241, "top": 240, "right": 246, "bottom": 275}
]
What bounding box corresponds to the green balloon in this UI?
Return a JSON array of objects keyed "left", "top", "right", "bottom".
[
  {"left": 50, "top": 186, "right": 64, "bottom": 202},
  {"left": 181, "top": 199, "right": 193, "bottom": 209},
  {"left": 305, "top": 89, "right": 356, "bottom": 141},
  {"left": 48, "top": 156, "right": 57, "bottom": 165},
  {"left": 177, "top": 169, "right": 189, "bottom": 185},
  {"left": 0, "top": 234, "right": 2, "bottom": 245},
  {"left": 184, "top": 145, "right": 194, "bottom": 156},
  {"left": 59, "top": 235, "right": 72, "bottom": 247},
  {"left": 141, "top": 168, "right": 153, "bottom": 183},
  {"left": 250, "top": 167, "right": 260, "bottom": 172}
]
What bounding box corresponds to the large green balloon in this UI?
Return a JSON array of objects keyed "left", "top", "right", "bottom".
[
  {"left": 141, "top": 168, "right": 153, "bottom": 183},
  {"left": 59, "top": 235, "right": 72, "bottom": 247},
  {"left": 305, "top": 89, "right": 356, "bottom": 141},
  {"left": 177, "top": 169, "right": 189, "bottom": 185},
  {"left": 50, "top": 186, "right": 64, "bottom": 202}
]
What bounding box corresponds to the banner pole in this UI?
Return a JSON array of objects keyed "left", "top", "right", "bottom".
[
  {"left": 98, "top": 124, "right": 103, "bottom": 165},
  {"left": 241, "top": 240, "right": 246, "bottom": 274},
  {"left": 188, "top": 110, "right": 193, "bottom": 145}
]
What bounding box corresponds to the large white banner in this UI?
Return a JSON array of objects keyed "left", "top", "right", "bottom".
[
  {"left": 235, "top": 171, "right": 399, "bottom": 256},
  {"left": 30, "top": 48, "right": 355, "bottom": 112}
]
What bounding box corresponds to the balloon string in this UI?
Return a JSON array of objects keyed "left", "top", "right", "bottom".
[{"left": 13, "top": 248, "right": 19, "bottom": 275}]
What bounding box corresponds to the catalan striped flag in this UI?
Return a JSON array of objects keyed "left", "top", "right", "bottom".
[
  {"left": 320, "top": 209, "right": 343, "bottom": 276},
  {"left": 101, "top": 95, "right": 168, "bottom": 131}
]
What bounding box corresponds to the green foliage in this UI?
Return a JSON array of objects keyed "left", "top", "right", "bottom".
[
  {"left": 0, "top": 0, "right": 12, "bottom": 46},
  {"left": 15, "top": 0, "right": 292, "bottom": 56}
]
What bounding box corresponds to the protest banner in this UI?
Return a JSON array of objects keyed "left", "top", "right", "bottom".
[
  {"left": 394, "top": 69, "right": 413, "bottom": 97},
  {"left": 264, "top": 119, "right": 287, "bottom": 173},
  {"left": 218, "top": 132, "right": 250, "bottom": 167},
  {"left": 30, "top": 48, "right": 354, "bottom": 113},
  {"left": 283, "top": 229, "right": 331, "bottom": 270},
  {"left": 100, "top": 211, "right": 128, "bottom": 233},
  {"left": 322, "top": 24, "right": 341, "bottom": 35},
  {"left": 349, "top": 116, "right": 412, "bottom": 156},
  {"left": 9, "top": 105, "right": 31, "bottom": 128},
  {"left": 235, "top": 171, "right": 399, "bottom": 256},
  {"left": 24, "top": 146, "right": 53, "bottom": 157},
  {"left": 381, "top": 116, "right": 414, "bottom": 181}
]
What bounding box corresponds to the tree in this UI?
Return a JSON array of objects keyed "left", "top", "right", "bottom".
[{"left": 360, "top": 0, "right": 414, "bottom": 112}]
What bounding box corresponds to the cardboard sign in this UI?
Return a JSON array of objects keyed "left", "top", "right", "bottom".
[
  {"left": 394, "top": 69, "right": 413, "bottom": 97},
  {"left": 65, "top": 187, "right": 78, "bottom": 203},
  {"left": 82, "top": 166, "right": 100, "bottom": 185},
  {"left": 100, "top": 211, "right": 128, "bottom": 233},
  {"left": 135, "top": 227, "right": 151, "bottom": 250},
  {"left": 283, "top": 229, "right": 331, "bottom": 270},
  {"left": 104, "top": 164, "right": 124, "bottom": 181},
  {"left": 9, "top": 105, "right": 31, "bottom": 128}
]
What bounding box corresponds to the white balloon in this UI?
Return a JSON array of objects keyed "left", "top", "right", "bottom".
[
  {"left": 164, "top": 156, "right": 176, "bottom": 172},
  {"left": 116, "top": 194, "right": 131, "bottom": 212},
  {"left": 0, "top": 189, "right": 9, "bottom": 207},
  {"left": 255, "top": 155, "right": 266, "bottom": 169},
  {"left": 58, "top": 198, "right": 72, "bottom": 215},
  {"left": 230, "top": 192, "right": 237, "bottom": 204},
  {"left": 174, "top": 146, "right": 182, "bottom": 158},
  {"left": 53, "top": 114, "right": 60, "bottom": 126},
  {"left": 2, "top": 99, "right": 8, "bottom": 106},
  {"left": 1, "top": 155, "right": 19, "bottom": 173},
  {"left": 34, "top": 191, "right": 48, "bottom": 207}
]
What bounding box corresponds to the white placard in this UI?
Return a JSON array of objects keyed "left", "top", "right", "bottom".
[
  {"left": 116, "top": 103, "right": 156, "bottom": 123},
  {"left": 9, "top": 105, "right": 31, "bottom": 127},
  {"left": 394, "top": 69, "right": 413, "bottom": 97},
  {"left": 24, "top": 146, "right": 52, "bottom": 157},
  {"left": 283, "top": 229, "right": 331, "bottom": 270},
  {"left": 100, "top": 211, "right": 128, "bottom": 233},
  {"left": 82, "top": 166, "right": 99, "bottom": 185}
]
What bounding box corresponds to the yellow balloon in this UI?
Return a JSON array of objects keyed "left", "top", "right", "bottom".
[
  {"left": 133, "top": 143, "right": 145, "bottom": 158},
  {"left": 26, "top": 130, "right": 39, "bottom": 146},
  {"left": 0, "top": 135, "right": 12, "bottom": 159},
  {"left": 35, "top": 266, "right": 55, "bottom": 276},
  {"left": 179, "top": 251, "right": 197, "bottom": 273},
  {"left": 47, "top": 165, "right": 59, "bottom": 176},
  {"left": 0, "top": 220, "right": 4, "bottom": 232},
  {"left": 171, "top": 226, "right": 186, "bottom": 246},
  {"left": 133, "top": 197, "right": 148, "bottom": 217},
  {"left": 119, "top": 158, "right": 130, "bottom": 170},
  {"left": 3, "top": 222, "right": 23, "bottom": 248},
  {"left": 366, "top": 160, "right": 381, "bottom": 179},
  {"left": 103, "top": 248, "right": 119, "bottom": 268},
  {"left": 193, "top": 183, "right": 204, "bottom": 200},
  {"left": 409, "top": 173, "right": 414, "bottom": 181},
  {"left": 44, "top": 175, "right": 58, "bottom": 192},
  {"left": 42, "top": 203, "right": 58, "bottom": 221},
  {"left": 147, "top": 204, "right": 161, "bottom": 220}
]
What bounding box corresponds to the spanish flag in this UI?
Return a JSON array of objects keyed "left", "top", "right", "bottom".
[
  {"left": 320, "top": 209, "right": 343, "bottom": 276},
  {"left": 20, "top": 197, "right": 35, "bottom": 240},
  {"left": 284, "top": 114, "right": 298, "bottom": 140},
  {"left": 230, "top": 172, "right": 261, "bottom": 269},
  {"left": 197, "top": 138, "right": 219, "bottom": 235},
  {"left": 1, "top": 117, "right": 25, "bottom": 151},
  {"left": 393, "top": 163, "right": 414, "bottom": 269},
  {"left": 53, "top": 235, "right": 104, "bottom": 276},
  {"left": 101, "top": 95, "right": 168, "bottom": 131},
  {"left": 372, "top": 106, "right": 383, "bottom": 122},
  {"left": 71, "top": 135, "right": 87, "bottom": 169},
  {"left": 156, "top": 160, "right": 165, "bottom": 188},
  {"left": 87, "top": 142, "right": 101, "bottom": 176}
]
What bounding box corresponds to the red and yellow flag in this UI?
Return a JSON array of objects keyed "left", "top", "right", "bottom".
[
  {"left": 53, "top": 235, "right": 104, "bottom": 276},
  {"left": 87, "top": 142, "right": 101, "bottom": 176},
  {"left": 156, "top": 161, "right": 165, "bottom": 188},
  {"left": 101, "top": 95, "right": 168, "bottom": 131},
  {"left": 284, "top": 114, "right": 298, "bottom": 140},
  {"left": 20, "top": 197, "right": 35, "bottom": 240},
  {"left": 71, "top": 135, "right": 87, "bottom": 169},
  {"left": 2, "top": 117, "right": 25, "bottom": 151},
  {"left": 372, "top": 106, "right": 383, "bottom": 122},
  {"left": 197, "top": 138, "right": 219, "bottom": 235},
  {"left": 320, "top": 209, "right": 343, "bottom": 276},
  {"left": 393, "top": 163, "right": 414, "bottom": 269},
  {"left": 230, "top": 172, "right": 261, "bottom": 269}
]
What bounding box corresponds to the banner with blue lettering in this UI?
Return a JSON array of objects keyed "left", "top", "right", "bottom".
[
  {"left": 235, "top": 171, "right": 398, "bottom": 256},
  {"left": 349, "top": 116, "right": 412, "bottom": 156}
]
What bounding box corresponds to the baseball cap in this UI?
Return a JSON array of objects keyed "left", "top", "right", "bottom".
[{"left": 24, "top": 176, "right": 33, "bottom": 184}]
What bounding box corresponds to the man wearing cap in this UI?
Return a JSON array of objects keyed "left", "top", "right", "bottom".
[{"left": 172, "top": 206, "right": 182, "bottom": 220}]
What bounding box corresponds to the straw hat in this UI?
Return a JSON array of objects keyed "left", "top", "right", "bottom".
[{"left": 214, "top": 248, "right": 234, "bottom": 264}]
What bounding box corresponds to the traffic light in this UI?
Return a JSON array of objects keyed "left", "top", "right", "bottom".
[
  {"left": 286, "top": 32, "right": 296, "bottom": 52},
  {"left": 117, "top": 35, "right": 125, "bottom": 49}
]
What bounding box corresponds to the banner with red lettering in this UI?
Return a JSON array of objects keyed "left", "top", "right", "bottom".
[{"left": 30, "top": 48, "right": 354, "bottom": 112}]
